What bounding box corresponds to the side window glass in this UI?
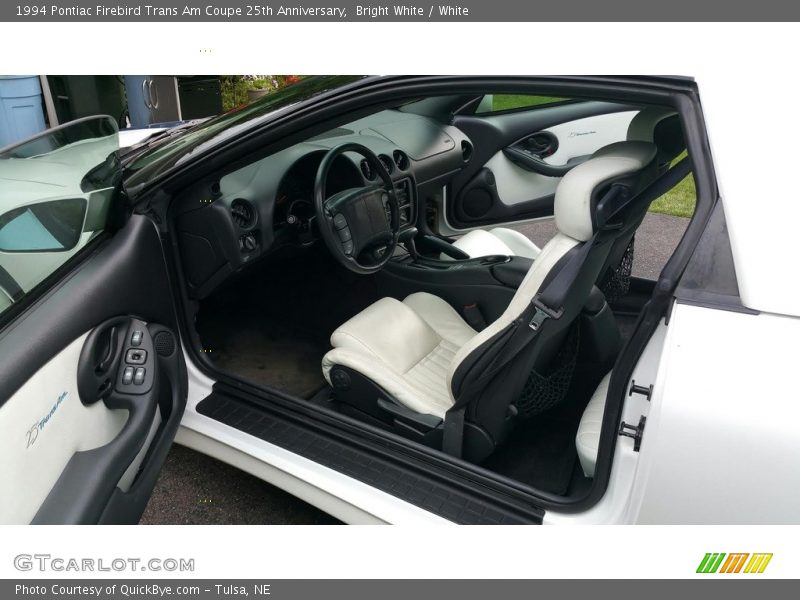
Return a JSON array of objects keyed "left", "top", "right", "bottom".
[{"left": 0, "top": 116, "right": 120, "bottom": 318}]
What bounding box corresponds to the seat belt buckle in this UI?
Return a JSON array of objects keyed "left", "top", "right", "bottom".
[
  {"left": 463, "top": 303, "right": 488, "bottom": 331},
  {"left": 529, "top": 296, "right": 564, "bottom": 332}
]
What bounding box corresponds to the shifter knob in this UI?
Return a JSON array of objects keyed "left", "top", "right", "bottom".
[
  {"left": 397, "top": 227, "right": 419, "bottom": 261},
  {"left": 397, "top": 227, "right": 418, "bottom": 244}
]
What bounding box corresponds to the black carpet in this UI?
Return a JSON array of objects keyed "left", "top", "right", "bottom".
[
  {"left": 484, "top": 417, "right": 578, "bottom": 495},
  {"left": 196, "top": 248, "right": 379, "bottom": 398}
]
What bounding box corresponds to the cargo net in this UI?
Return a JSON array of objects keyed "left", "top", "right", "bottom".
[
  {"left": 515, "top": 322, "right": 580, "bottom": 418},
  {"left": 601, "top": 236, "right": 635, "bottom": 303}
]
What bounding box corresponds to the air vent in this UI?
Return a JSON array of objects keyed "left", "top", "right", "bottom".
[
  {"left": 231, "top": 199, "right": 255, "bottom": 228},
  {"left": 461, "top": 140, "right": 473, "bottom": 163},
  {"left": 360, "top": 158, "right": 375, "bottom": 180},
  {"left": 378, "top": 154, "right": 394, "bottom": 175},
  {"left": 393, "top": 149, "right": 409, "bottom": 170}
]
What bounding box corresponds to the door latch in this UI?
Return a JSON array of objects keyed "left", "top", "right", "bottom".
[
  {"left": 618, "top": 416, "right": 647, "bottom": 451},
  {"left": 628, "top": 379, "right": 653, "bottom": 401}
]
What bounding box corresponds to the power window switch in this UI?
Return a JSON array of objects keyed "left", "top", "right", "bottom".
[
  {"left": 133, "top": 368, "right": 146, "bottom": 386},
  {"left": 122, "top": 367, "right": 134, "bottom": 385},
  {"left": 131, "top": 330, "right": 143, "bottom": 346}
]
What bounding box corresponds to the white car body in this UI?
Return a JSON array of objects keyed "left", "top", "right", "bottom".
[{"left": 0, "top": 132, "right": 117, "bottom": 293}]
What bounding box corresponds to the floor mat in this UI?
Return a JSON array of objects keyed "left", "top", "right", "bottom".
[
  {"left": 196, "top": 249, "right": 379, "bottom": 399},
  {"left": 198, "top": 309, "right": 328, "bottom": 398}
]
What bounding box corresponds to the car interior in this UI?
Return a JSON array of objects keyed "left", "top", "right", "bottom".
[{"left": 169, "top": 92, "right": 691, "bottom": 500}]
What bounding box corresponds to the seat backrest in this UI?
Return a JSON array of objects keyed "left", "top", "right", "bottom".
[
  {"left": 596, "top": 109, "right": 687, "bottom": 295},
  {"left": 447, "top": 141, "right": 658, "bottom": 457}
]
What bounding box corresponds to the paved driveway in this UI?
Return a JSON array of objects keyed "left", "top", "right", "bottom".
[
  {"left": 509, "top": 212, "right": 689, "bottom": 281},
  {"left": 141, "top": 212, "right": 689, "bottom": 525},
  {"left": 140, "top": 445, "right": 339, "bottom": 524}
]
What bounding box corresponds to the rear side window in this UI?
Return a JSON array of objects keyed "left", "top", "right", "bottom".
[
  {"left": 476, "top": 94, "right": 570, "bottom": 114},
  {"left": 0, "top": 116, "right": 120, "bottom": 318}
]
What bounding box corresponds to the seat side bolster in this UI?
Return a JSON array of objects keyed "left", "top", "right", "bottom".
[
  {"left": 489, "top": 228, "right": 541, "bottom": 259},
  {"left": 576, "top": 372, "right": 611, "bottom": 478},
  {"left": 449, "top": 228, "right": 516, "bottom": 259},
  {"left": 447, "top": 232, "right": 580, "bottom": 394}
]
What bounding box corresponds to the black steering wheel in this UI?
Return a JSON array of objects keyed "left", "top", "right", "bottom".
[{"left": 314, "top": 143, "right": 399, "bottom": 275}]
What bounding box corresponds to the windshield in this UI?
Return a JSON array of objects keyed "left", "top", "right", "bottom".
[{"left": 124, "top": 75, "right": 365, "bottom": 185}]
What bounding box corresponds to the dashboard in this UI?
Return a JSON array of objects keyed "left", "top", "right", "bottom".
[{"left": 174, "top": 109, "right": 474, "bottom": 299}]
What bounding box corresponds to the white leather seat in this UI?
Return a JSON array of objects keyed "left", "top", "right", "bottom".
[
  {"left": 323, "top": 142, "right": 657, "bottom": 425},
  {"left": 576, "top": 372, "right": 610, "bottom": 478},
  {"left": 321, "top": 293, "right": 477, "bottom": 418},
  {"left": 450, "top": 108, "right": 678, "bottom": 261}
]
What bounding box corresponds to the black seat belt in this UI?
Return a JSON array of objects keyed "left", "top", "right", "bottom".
[{"left": 442, "top": 157, "right": 692, "bottom": 458}]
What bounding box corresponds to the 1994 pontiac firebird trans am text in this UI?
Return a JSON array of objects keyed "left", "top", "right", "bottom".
[
  {"left": 0, "top": 75, "right": 798, "bottom": 526},
  {"left": 27, "top": 4, "right": 471, "bottom": 19}
]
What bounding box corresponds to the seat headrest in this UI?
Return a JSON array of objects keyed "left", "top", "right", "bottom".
[
  {"left": 627, "top": 108, "right": 686, "bottom": 166},
  {"left": 554, "top": 141, "right": 657, "bottom": 242}
]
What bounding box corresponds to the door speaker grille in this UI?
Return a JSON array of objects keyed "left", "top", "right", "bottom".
[{"left": 154, "top": 331, "right": 176, "bottom": 357}]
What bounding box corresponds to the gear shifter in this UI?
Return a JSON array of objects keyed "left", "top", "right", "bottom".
[{"left": 397, "top": 227, "right": 419, "bottom": 260}]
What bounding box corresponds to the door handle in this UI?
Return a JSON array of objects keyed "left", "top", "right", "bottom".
[
  {"left": 503, "top": 130, "right": 580, "bottom": 177},
  {"left": 78, "top": 316, "right": 129, "bottom": 404},
  {"left": 95, "top": 325, "right": 119, "bottom": 374}
]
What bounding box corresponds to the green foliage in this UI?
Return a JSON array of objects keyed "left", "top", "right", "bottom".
[
  {"left": 219, "top": 76, "right": 305, "bottom": 112},
  {"left": 649, "top": 151, "right": 696, "bottom": 218},
  {"left": 489, "top": 94, "right": 569, "bottom": 112}
]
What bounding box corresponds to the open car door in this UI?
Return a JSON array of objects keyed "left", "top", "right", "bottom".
[
  {"left": 439, "top": 95, "right": 640, "bottom": 235},
  {"left": 0, "top": 117, "right": 186, "bottom": 524}
]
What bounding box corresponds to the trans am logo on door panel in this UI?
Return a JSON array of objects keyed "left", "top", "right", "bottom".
[{"left": 25, "top": 391, "right": 69, "bottom": 449}]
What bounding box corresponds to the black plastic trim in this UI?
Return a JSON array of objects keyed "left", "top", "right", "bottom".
[
  {"left": 503, "top": 147, "right": 575, "bottom": 178},
  {"left": 198, "top": 384, "right": 542, "bottom": 524},
  {"left": 0, "top": 264, "right": 23, "bottom": 301},
  {"left": 673, "top": 200, "right": 757, "bottom": 315}
]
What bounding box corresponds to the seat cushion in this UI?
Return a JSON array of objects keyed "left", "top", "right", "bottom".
[
  {"left": 322, "top": 293, "right": 477, "bottom": 418},
  {"left": 449, "top": 227, "right": 541, "bottom": 260},
  {"left": 576, "top": 372, "right": 610, "bottom": 478}
]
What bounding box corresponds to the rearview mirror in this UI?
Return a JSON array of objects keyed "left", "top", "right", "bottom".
[{"left": 0, "top": 197, "right": 87, "bottom": 252}]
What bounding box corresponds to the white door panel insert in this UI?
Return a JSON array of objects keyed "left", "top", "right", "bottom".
[
  {"left": 484, "top": 110, "right": 639, "bottom": 207},
  {"left": 546, "top": 111, "right": 639, "bottom": 165},
  {"left": 0, "top": 332, "right": 128, "bottom": 524}
]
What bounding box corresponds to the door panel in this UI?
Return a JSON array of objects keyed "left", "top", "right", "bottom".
[
  {"left": 442, "top": 102, "right": 639, "bottom": 233},
  {"left": 0, "top": 332, "right": 127, "bottom": 524},
  {"left": 0, "top": 216, "right": 187, "bottom": 523}
]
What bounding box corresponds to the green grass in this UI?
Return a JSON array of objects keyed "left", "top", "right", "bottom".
[
  {"left": 648, "top": 151, "right": 696, "bottom": 218},
  {"left": 489, "top": 94, "right": 569, "bottom": 112}
]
